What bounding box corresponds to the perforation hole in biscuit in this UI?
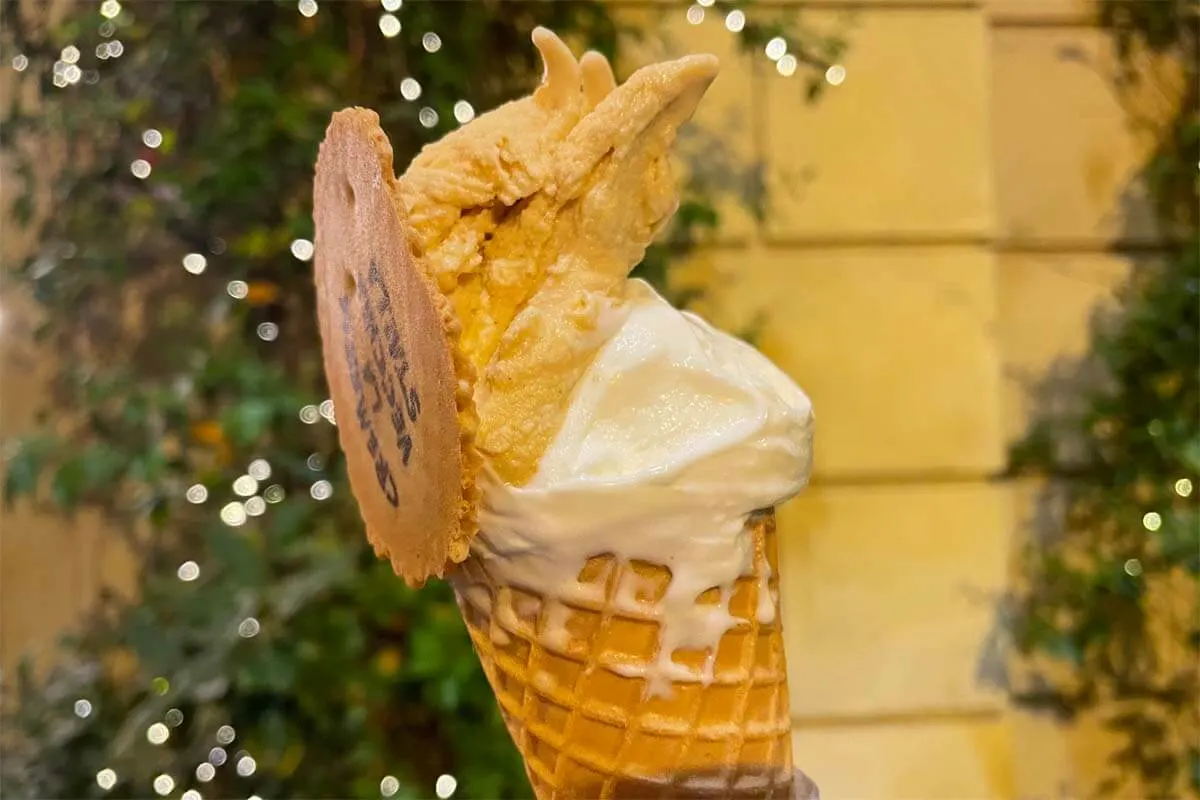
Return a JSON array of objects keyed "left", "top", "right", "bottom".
[
  {"left": 596, "top": 615, "right": 660, "bottom": 663},
  {"left": 575, "top": 554, "right": 618, "bottom": 603},
  {"left": 627, "top": 729, "right": 687, "bottom": 774},
  {"left": 740, "top": 683, "right": 787, "bottom": 735},
  {"left": 568, "top": 714, "right": 626, "bottom": 767},
  {"left": 528, "top": 649, "right": 583, "bottom": 703},
  {"left": 496, "top": 670, "right": 527, "bottom": 707},
  {"left": 692, "top": 683, "right": 743, "bottom": 738},
  {"left": 509, "top": 588, "right": 543, "bottom": 637},
  {"left": 618, "top": 560, "right": 672, "bottom": 607},
  {"left": 561, "top": 760, "right": 608, "bottom": 797},
  {"left": 734, "top": 737, "right": 785, "bottom": 780},
  {"left": 529, "top": 696, "right": 571, "bottom": 743},
  {"left": 527, "top": 733, "right": 560, "bottom": 777},
  {"left": 750, "top": 628, "right": 785, "bottom": 680},
  {"left": 493, "top": 638, "right": 532, "bottom": 682},
  {"left": 680, "top": 738, "right": 736, "bottom": 774},
  {"left": 726, "top": 573, "right": 761, "bottom": 622},
  {"left": 342, "top": 178, "right": 355, "bottom": 207},
  {"left": 539, "top": 601, "right": 601, "bottom": 660},
  {"left": 638, "top": 682, "right": 705, "bottom": 734},
  {"left": 713, "top": 629, "right": 754, "bottom": 683},
  {"left": 669, "top": 645, "right": 713, "bottom": 679},
  {"left": 575, "top": 668, "right": 643, "bottom": 724}
]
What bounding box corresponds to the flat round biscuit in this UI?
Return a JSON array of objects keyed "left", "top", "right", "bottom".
[{"left": 313, "top": 107, "right": 479, "bottom": 587}]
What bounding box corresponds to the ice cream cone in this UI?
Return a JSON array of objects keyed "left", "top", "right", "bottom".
[
  {"left": 450, "top": 510, "right": 794, "bottom": 800},
  {"left": 313, "top": 27, "right": 814, "bottom": 799}
]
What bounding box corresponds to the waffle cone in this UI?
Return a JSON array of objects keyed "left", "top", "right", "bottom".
[{"left": 450, "top": 510, "right": 794, "bottom": 799}]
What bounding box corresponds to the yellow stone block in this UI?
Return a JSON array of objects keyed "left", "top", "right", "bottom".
[
  {"left": 778, "top": 482, "right": 1012, "bottom": 718},
  {"left": 763, "top": 8, "right": 992, "bottom": 240},
  {"left": 688, "top": 245, "right": 1003, "bottom": 477},
  {"left": 992, "top": 27, "right": 1180, "bottom": 244},
  {"left": 998, "top": 253, "right": 1132, "bottom": 444},
  {"left": 793, "top": 716, "right": 1015, "bottom": 799},
  {"left": 0, "top": 505, "right": 105, "bottom": 672},
  {"left": 616, "top": 5, "right": 760, "bottom": 243},
  {"left": 1007, "top": 706, "right": 1125, "bottom": 799},
  {"left": 987, "top": 0, "right": 1095, "bottom": 22}
]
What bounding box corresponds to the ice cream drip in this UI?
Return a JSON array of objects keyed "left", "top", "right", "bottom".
[{"left": 464, "top": 281, "right": 814, "bottom": 697}]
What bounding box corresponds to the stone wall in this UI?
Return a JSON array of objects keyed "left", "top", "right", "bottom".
[{"left": 0, "top": 1, "right": 1176, "bottom": 796}]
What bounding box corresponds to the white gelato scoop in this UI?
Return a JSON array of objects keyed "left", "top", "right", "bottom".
[{"left": 474, "top": 279, "right": 814, "bottom": 695}]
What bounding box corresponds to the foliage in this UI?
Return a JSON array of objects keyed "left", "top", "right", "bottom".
[
  {"left": 0, "top": 1, "right": 844, "bottom": 798},
  {"left": 1008, "top": 3, "right": 1199, "bottom": 797}
]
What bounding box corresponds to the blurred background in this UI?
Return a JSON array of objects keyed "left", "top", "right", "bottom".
[{"left": 0, "top": 0, "right": 1195, "bottom": 798}]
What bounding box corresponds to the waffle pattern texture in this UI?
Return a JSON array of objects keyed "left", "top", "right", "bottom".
[{"left": 452, "top": 511, "right": 794, "bottom": 799}]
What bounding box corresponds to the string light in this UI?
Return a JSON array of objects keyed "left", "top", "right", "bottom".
[
  {"left": 74, "top": 699, "right": 93, "bottom": 718},
  {"left": 233, "top": 475, "right": 258, "bottom": 497},
  {"left": 299, "top": 404, "right": 320, "bottom": 424},
  {"left": 776, "top": 55, "right": 797, "bottom": 78},
  {"left": 298, "top": 0, "right": 317, "bottom": 17},
  {"left": 724, "top": 9, "right": 745, "bottom": 33},
  {"left": 227, "top": 280, "right": 249, "bottom": 299},
  {"left": 418, "top": 107, "right": 439, "bottom": 128},
  {"left": 290, "top": 238, "right": 314, "bottom": 260},
  {"left": 765, "top": 37, "right": 787, "bottom": 61},
  {"left": 142, "top": 129, "right": 163, "bottom": 148},
  {"left": 1124, "top": 558, "right": 1143, "bottom": 576},
  {"left": 147, "top": 723, "right": 170, "bottom": 745},
  {"left": 381, "top": 0, "right": 401, "bottom": 9},
  {"left": 825, "top": 64, "right": 847, "bottom": 86},
  {"left": 177, "top": 561, "right": 200, "bottom": 581},
  {"left": 186, "top": 483, "right": 209, "bottom": 503},
  {"left": 318, "top": 399, "right": 335, "bottom": 422},
  {"left": 381, "top": 776, "right": 400, "bottom": 797},
  {"left": 379, "top": 14, "right": 401, "bottom": 38},
  {"left": 310, "top": 480, "right": 333, "bottom": 500},
  {"left": 248, "top": 459, "right": 272, "bottom": 480},
  {"left": 165, "top": 708, "right": 185, "bottom": 726},
  {"left": 306, "top": 453, "right": 324, "bottom": 470},
  {"left": 236, "top": 755, "right": 257, "bottom": 777},
  {"left": 209, "top": 747, "right": 228, "bottom": 765},
  {"left": 435, "top": 774, "right": 458, "bottom": 799},
  {"left": 400, "top": 78, "right": 421, "bottom": 101},
  {"left": 61, "top": 45, "right": 81, "bottom": 64},
  {"left": 264, "top": 484, "right": 286, "bottom": 503},
  {"left": 96, "top": 768, "right": 118, "bottom": 791},
  {"left": 196, "top": 763, "right": 216, "bottom": 782},
  {"left": 99, "top": 0, "right": 121, "bottom": 19},
  {"left": 244, "top": 496, "right": 267, "bottom": 516},
  {"left": 12, "top": 54, "right": 29, "bottom": 71},
  {"left": 1175, "top": 478, "right": 1193, "bottom": 497},
  {"left": 220, "top": 501, "right": 247, "bottom": 527},
  {"left": 216, "top": 725, "right": 236, "bottom": 745},
  {"left": 685, "top": 5, "right": 704, "bottom": 25},
  {"left": 422, "top": 32, "right": 442, "bottom": 53},
  {"left": 183, "top": 253, "right": 207, "bottom": 274},
  {"left": 1142, "top": 511, "right": 1162, "bottom": 531},
  {"left": 181, "top": 790, "right": 202, "bottom": 800},
  {"left": 238, "top": 617, "right": 261, "bottom": 638}
]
